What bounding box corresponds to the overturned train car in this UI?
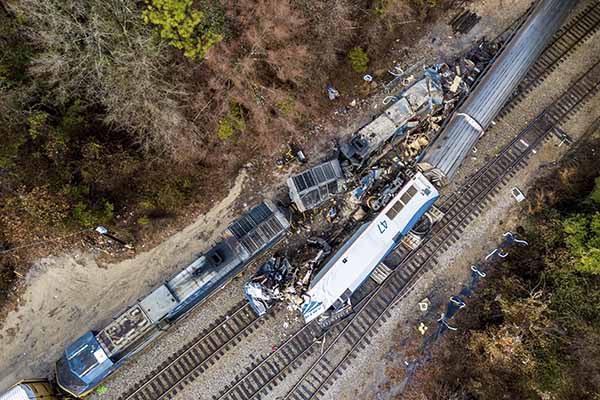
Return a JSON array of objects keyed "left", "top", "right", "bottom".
[
  {"left": 301, "top": 173, "right": 439, "bottom": 323},
  {"left": 56, "top": 201, "right": 289, "bottom": 397},
  {"left": 419, "top": 0, "right": 577, "bottom": 182}
]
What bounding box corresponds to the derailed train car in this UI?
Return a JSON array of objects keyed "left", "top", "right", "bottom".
[
  {"left": 55, "top": 201, "right": 289, "bottom": 397},
  {"left": 342, "top": 74, "right": 444, "bottom": 166},
  {"left": 301, "top": 173, "right": 439, "bottom": 323},
  {"left": 2, "top": 0, "right": 579, "bottom": 395},
  {"left": 302, "top": 0, "right": 578, "bottom": 325},
  {"left": 419, "top": 0, "right": 577, "bottom": 182}
]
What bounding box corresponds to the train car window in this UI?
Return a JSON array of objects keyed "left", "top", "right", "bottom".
[
  {"left": 400, "top": 185, "right": 418, "bottom": 205},
  {"left": 386, "top": 199, "right": 404, "bottom": 220}
]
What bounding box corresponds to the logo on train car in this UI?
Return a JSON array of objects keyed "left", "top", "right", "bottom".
[{"left": 302, "top": 300, "right": 325, "bottom": 321}]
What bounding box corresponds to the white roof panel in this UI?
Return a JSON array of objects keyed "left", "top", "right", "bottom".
[
  {"left": 0, "top": 385, "right": 30, "bottom": 400},
  {"left": 302, "top": 173, "right": 439, "bottom": 323},
  {"left": 139, "top": 284, "right": 178, "bottom": 323},
  {"left": 357, "top": 114, "right": 398, "bottom": 148},
  {"left": 384, "top": 97, "right": 414, "bottom": 125}
]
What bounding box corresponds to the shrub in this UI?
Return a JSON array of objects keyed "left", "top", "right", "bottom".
[
  {"left": 27, "top": 111, "right": 49, "bottom": 140},
  {"left": 70, "top": 199, "right": 114, "bottom": 228},
  {"left": 143, "top": 0, "right": 223, "bottom": 60},
  {"left": 95, "top": 385, "right": 108, "bottom": 395},
  {"left": 348, "top": 47, "right": 369, "bottom": 73},
  {"left": 216, "top": 103, "right": 245, "bottom": 140},
  {"left": 562, "top": 212, "right": 600, "bottom": 274}
]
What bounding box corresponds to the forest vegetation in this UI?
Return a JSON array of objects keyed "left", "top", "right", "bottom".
[
  {"left": 0, "top": 0, "right": 452, "bottom": 312},
  {"left": 404, "top": 133, "right": 600, "bottom": 400}
]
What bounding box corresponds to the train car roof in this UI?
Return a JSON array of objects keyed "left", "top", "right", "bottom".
[
  {"left": 287, "top": 159, "right": 344, "bottom": 212},
  {"left": 56, "top": 331, "right": 114, "bottom": 397},
  {"left": 302, "top": 173, "right": 438, "bottom": 323},
  {"left": 227, "top": 200, "right": 290, "bottom": 256},
  {"left": 0, "top": 385, "right": 34, "bottom": 400}
]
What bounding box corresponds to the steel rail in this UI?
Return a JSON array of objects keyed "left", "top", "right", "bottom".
[
  {"left": 438, "top": 3, "right": 600, "bottom": 209},
  {"left": 115, "top": 5, "right": 600, "bottom": 400},
  {"left": 119, "top": 302, "right": 260, "bottom": 400},
  {"left": 214, "top": 62, "right": 598, "bottom": 397}
]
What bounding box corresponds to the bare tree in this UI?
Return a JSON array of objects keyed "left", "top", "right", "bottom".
[{"left": 11, "top": 0, "right": 199, "bottom": 161}]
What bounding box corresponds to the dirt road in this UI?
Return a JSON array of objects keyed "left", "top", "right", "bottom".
[{"left": 0, "top": 171, "right": 248, "bottom": 391}]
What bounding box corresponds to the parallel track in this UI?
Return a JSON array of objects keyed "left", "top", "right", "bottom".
[
  {"left": 498, "top": 0, "right": 600, "bottom": 118},
  {"left": 116, "top": 5, "right": 600, "bottom": 400},
  {"left": 118, "top": 302, "right": 261, "bottom": 400},
  {"left": 214, "top": 60, "right": 600, "bottom": 400}
]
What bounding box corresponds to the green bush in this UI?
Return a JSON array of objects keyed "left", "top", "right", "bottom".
[
  {"left": 27, "top": 111, "right": 50, "bottom": 140},
  {"left": 348, "top": 47, "right": 369, "bottom": 73},
  {"left": 216, "top": 103, "right": 245, "bottom": 140},
  {"left": 143, "top": 0, "right": 223, "bottom": 60},
  {"left": 562, "top": 212, "right": 600, "bottom": 274},
  {"left": 590, "top": 176, "right": 600, "bottom": 204},
  {"left": 70, "top": 199, "right": 114, "bottom": 228},
  {"left": 95, "top": 385, "right": 108, "bottom": 395}
]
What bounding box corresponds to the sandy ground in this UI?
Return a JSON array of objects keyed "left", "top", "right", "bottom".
[
  {"left": 0, "top": 171, "right": 249, "bottom": 390},
  {"left": 0, "top": 0, "right": 596, "bottom": 397}
]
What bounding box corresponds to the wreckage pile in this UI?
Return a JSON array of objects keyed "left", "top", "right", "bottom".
[
  {"left": 244, "top": 38, "right": 502, "bottom": 319},
  {"left": 244, "top": 238, "right": 332, "bottom": 316}
]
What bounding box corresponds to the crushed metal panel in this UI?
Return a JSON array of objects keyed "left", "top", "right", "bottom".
[
  {"left": 351, "top": 114, "right": 399, "bottom": 161},
  {"left": 139, "top": 285, "right": 178, "bottom": 323},
  {"left": 0, "top": 385, "right": 32, "bottom": 400},
  {"left": 404, "top": 76, "right": 443, "bottom": 112},
  {"left": 384, "top": 97, "right": 414, "bottom": 125},
  {"left": 357, "top": 114, "right": 399, "bottom": 145},
  {"left": 404, "top": 78, "right": 430, "bottom": 110},
  {"left": 287, "top": 160, "right": 344, "bottom": 212}
]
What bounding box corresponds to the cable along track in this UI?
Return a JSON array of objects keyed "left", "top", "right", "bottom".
[{"left": 214, "top": 60, "right": 600, "bottom": 400}]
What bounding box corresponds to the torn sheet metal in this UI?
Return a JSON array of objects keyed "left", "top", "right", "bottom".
[
  {"left": 341, "top": 75, "right": 443, "bottom": 165},
  {"left": 244, "top": 257, "right": 291, "bottom": 317},
  {"left": 351, "top": 168, "right": 381, "bottom": 203}
]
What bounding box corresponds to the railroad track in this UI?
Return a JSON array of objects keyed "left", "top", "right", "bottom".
[
  {"left": 427, "top": 1, "right": 599, "bottom": 158},
  {"left": 213, "top": 60, "right": 600, "bottom": 400},
  {"left": 118, "top": 301, "right": 262, "bottom": 400},
  {"left": 498, "top": 0, "right": 600, "bottom": 118}
]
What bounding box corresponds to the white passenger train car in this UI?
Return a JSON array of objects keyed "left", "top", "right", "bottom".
[{"left": 301, "top": 172, "right": 439, "bottom": 323}]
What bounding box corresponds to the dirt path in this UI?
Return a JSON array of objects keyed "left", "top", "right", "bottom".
[{"left": 0, "top": 171, "right": 248, "bottom": 392}]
